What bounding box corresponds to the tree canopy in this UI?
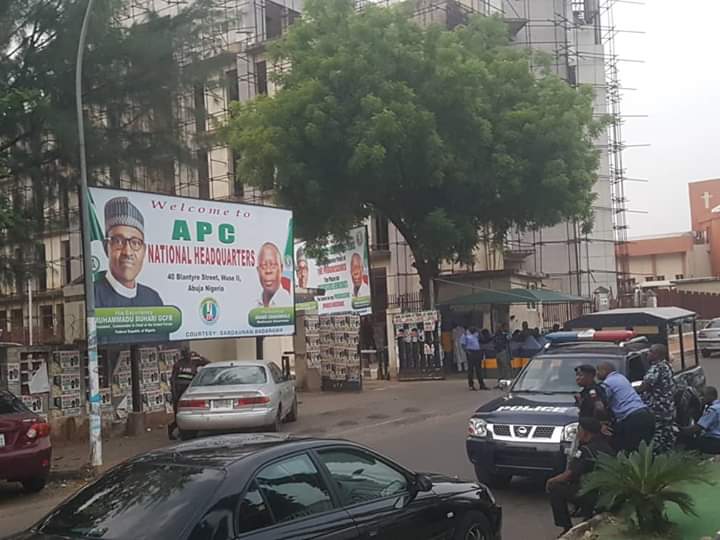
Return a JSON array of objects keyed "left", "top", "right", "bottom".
[
  {"left": 224, "top": 0, "right": 604, "bottom": 303},
  {"left": 0, "top": 0, "right": 224, "bottom": 287}
]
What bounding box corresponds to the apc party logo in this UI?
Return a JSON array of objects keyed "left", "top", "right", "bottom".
[{"left": 200, "top": 297, "right": 220, "bottom": 325}]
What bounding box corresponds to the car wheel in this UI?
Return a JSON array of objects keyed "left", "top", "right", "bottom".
[
  {"left": 473, "top": 464, "right": 511, "bottom": 489},
  {"left": 286, "top": 396, "right": 298, "bottom": 423},
  {"left": 453, "top": 511, "right": 492, "bottom": 540},
  {"left": 178, "top": 429, "right": 197, "bottom": 441},
  {"left": 268, "top": 407, "right": 282, "bottom": 432},
  {"left": 21, "top": 476, "right": 47, "bottom": 494}
]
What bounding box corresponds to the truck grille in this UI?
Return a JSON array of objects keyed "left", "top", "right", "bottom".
[{"left": 490, "top": 424, "right": 558, "bottom": 441}]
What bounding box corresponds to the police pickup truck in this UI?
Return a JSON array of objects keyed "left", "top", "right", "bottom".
[{"left": 466, "top": 307, "right": 706, "bottom": 488}]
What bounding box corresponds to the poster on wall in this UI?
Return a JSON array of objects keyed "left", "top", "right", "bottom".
[
  {"left": 295, "top": 227, "right": 372, "bottom": 316},
  {"left": 89, "top": 186, "right": 295, "bottom": 345}
]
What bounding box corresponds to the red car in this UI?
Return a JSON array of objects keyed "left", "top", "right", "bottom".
[{"left": 0, "top": 390, "right": 52, "bottom": 492}]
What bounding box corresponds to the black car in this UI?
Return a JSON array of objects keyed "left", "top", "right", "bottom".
[
  {"left": 8, "top": 434, "right": 501, "bottom": 540},
  {"left": 467, "top": 308, "right": 706, "bottom": 488}
]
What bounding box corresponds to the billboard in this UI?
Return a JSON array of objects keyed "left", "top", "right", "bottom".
[
  {"left": 89, "top": 187, "right": 294, "bottom": 345},
  {"left": 294, "top": 227, "right": 372, "bottom": 316}
]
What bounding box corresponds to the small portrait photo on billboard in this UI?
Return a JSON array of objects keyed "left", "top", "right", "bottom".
[
  {"left": 350, "top": 252, "right": 370, "bottom": 298},
  {"left": 94, "top": 196, "right": 164, "bottom": 309},
  {"left": 257, "top": 242, "right": 292, "bottom": 308},
  {"left": 295, "top": 245, "right": 309, "bottom": 288}
]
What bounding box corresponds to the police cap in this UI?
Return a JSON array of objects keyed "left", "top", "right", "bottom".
[{"left": 574, "top": 364, "right": 597, "bottom": 376}]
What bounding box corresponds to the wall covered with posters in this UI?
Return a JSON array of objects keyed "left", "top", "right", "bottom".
[{"left": 0, "top": 346, "right": 181, "bottom": 433}]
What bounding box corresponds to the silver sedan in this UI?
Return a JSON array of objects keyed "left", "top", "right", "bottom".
[{"left": 175, "top": 360, "right": 297, "bottom": 439}]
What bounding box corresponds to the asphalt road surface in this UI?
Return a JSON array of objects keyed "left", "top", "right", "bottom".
[{"left": 2, "top": 357, "right": 719, "bottom": 540}]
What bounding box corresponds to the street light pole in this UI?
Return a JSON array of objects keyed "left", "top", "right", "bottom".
[{"left": 75, "top": 0, "right": 102, "bottom": 468}]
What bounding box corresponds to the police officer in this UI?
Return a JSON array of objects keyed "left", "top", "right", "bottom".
[
  {"left": 546, "top": 417, "right": 616, "bottom": 536},
  {"left": 168, "top": 349, "right": 209, "bottom": 439},
  {"left": 574, "top": 365, "right": 610, "bottom": 421},
  {"left": 682, "top": 386, "right": 720, "bottom": 454}
]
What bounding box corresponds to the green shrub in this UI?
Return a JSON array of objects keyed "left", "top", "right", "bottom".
[{"left": 579, "top": 442, "right": 714, "bottom": 534}]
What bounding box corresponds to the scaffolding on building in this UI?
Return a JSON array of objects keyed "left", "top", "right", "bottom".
[{"left": 501, "top": 0, "right": 635, "bottom": 303}]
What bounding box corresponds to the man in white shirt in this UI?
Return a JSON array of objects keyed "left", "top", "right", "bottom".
[
  {"left": 350, "top": 252, "right": 370, "bottom": 298},
  {"left": 257, "top": 242, "right": 292, "bottom": 307}
]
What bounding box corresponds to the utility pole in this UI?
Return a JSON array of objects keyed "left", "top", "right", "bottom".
[{"left": 75, "top": 0, "right": 102, "bottom": 468}]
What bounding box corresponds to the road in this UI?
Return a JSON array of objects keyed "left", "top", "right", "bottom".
[{"left": 2, "top": 357, "right": 719, "bottom": 540}]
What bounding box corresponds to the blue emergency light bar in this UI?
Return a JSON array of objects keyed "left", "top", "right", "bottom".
[{"left": 545, "top": 330, "right": 636, "bottom": 344}]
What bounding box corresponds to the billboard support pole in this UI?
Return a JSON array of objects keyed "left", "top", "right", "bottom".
[
  {"left": 75, "top": 0, "right": 102, "bottom": 468},
  {"left": 130, "top": 345, "right": 142, "bottom": 414}
]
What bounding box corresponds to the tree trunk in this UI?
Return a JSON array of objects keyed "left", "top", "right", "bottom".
[{"left": 417, "top": 262, "right": 438, "bottom": 311}]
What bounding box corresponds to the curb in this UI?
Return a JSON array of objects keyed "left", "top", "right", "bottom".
[
  {"left": 559, "top": 513, "right": 608, "bottom": 539},
  {"left": 49, "top": 465, "right": 96, "bottom": 483}
]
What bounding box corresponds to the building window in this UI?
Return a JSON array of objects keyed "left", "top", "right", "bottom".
[
  {"left": 40, "top": 305, "right": 53, "bottom": 330},
  {"left": 655, "top": 275, "right": 665, "bottom": 281},
  {"left": 38, "top": 244, "right": 47, "bottom": 291},
  {"left": 225, "top": 69, "right": 239, "bottom": 104},
  {"left": 644, "top": 276, "right": 654, "bottom": 282},
  {"left": 62, "top": 240, "right": 71, "bottom": 285},
  {"left": 0, "top": 311, "right": 7, "bottom": 335},
  {"left": 372, "top": 214, "right": 389, "bottom": 250},
  {"left": 56, "top": 303, "right": 64, "bottom": 339},
  {"left": 265, "top": 1, "right": 283, "bottom": 40},
  {"left": 255, "top": 61, "right": 268, "bottom": 96},
  {"left": 675, "top": 274, "right": 684, "bottom": 280},
  {"left": 230, "top": 149, "right": 244, "bottom": 197},
  {"left": 11, "top": 309, "right": 23, "bottom": 332}
]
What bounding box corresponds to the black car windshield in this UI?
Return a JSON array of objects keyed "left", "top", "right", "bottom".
[
  {"left": 37, "top": 460, "right": 225, "bottom": 539},
  {"left": 512, "top": 356, "right": 622, "bottom": 393},
  {"left": 193, "top": 365, "right": 267, "bottom": 386}
]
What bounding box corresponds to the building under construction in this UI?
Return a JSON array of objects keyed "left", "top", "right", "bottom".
[{"left": 0, "top": 0, "right": 630, "bottom": 347}]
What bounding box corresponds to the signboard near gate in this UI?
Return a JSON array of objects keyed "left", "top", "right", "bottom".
[{"left": 89, "top": 187, "right": 295, "bottom": 344}]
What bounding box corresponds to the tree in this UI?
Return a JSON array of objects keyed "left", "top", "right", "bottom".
[
  {"left": 0, "top": 0, "right": 228, "bottom": 287},
  {"left": 580, "top": 442, "right": 713, "bottom": 534},
  {"left": 224, "top": 0, "right": 604, "bottom": 306}
]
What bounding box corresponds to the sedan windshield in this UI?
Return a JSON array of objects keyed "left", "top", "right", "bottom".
[
  {"left": 512, "top": 356, "right": 621, "bottom": 393},
  {"left": 37, "top": 461, "right": 224, "bottom": 539},
  {"left": 193, "top": 365, "right": 267, "bottom": 386}
]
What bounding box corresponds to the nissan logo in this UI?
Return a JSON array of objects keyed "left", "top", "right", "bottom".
[{"left": 517, "top": 426, "right": 528, "bottom": 435}]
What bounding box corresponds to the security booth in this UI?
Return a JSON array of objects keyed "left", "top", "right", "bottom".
[{"left": 565, "top": 307, "right": 702, "bottom": 379}]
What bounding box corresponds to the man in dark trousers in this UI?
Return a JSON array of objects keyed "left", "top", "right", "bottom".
[
  {"left": 597, "top": 361, "right": 655, "bottom": 453},
  {"left": 546, "top": 417, "right": 616, "bottom": 536},
  {"left": 168, "top": 350, "right": 210, "bottom": 439},
  {"left": 461, "top": 328, "right": 487, "bottom": 390}
]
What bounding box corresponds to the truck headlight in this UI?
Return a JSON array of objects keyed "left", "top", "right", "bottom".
[
  {"left": 468, "top": 418, "right": 488, "bottom": 438},
  {"left": 562, "top": 422, "right": 578, "bottom": 443}
]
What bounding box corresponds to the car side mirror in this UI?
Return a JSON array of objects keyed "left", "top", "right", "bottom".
[
  {"left": 498, "top": 379, "right": 512, "bottom": 391},
  {"left": 413, "top": 473, "right": 433, "bottom": 493}
]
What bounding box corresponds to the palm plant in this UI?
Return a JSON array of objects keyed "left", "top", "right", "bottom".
[{"left": 579, "top": 442, "right": 714, "bottom": 534}]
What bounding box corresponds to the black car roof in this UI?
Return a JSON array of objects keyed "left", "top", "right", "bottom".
[
  {"left": 133, "top": 434, "right": 361, "bottom": 469},
  {"left": 566, "top": 307, "right": 696, "bottom": 328}
]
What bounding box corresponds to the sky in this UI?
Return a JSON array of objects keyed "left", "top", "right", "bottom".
[{"left": 614, "top": 0, "right": 720, "bottom": 238}]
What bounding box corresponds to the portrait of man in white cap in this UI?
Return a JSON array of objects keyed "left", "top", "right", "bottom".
[
  {"left": 350, "top": 252, "right": 370, "bottom": 298},
  {"left": 295, "top": 246, "right": 309, "bottom": 289},
  {"left": 257, "top": 242, "right": 292, "bottom": 308},
  {"left": 94, "top": 196, "right": 164, "bottom": 309}
]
